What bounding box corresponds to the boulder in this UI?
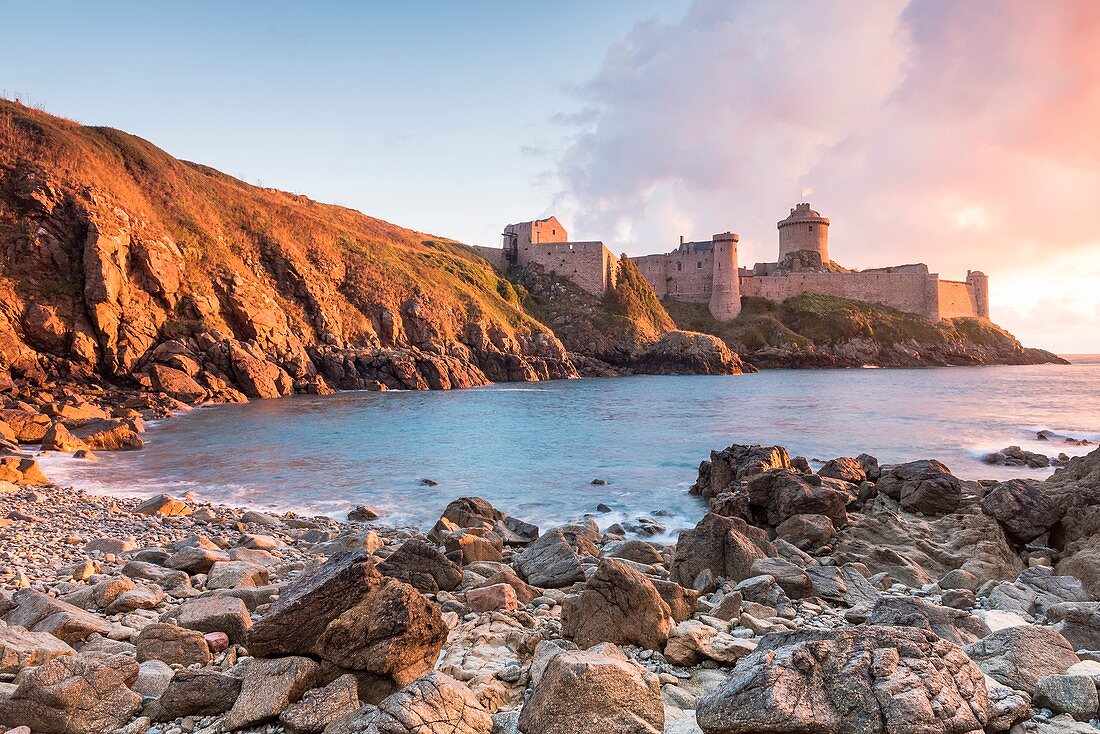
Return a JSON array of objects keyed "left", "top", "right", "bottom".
[
  {"left": 336, "top": 672, "right": 492, "bottom": 734},
  {"left": 40, "top": 423, "right": 90, "bottom": 453},
  {"left": 279, "top": 674, "right": 361, "bottom": 734},
  {"left": 0, "top": 410, "right": 52, "bottom": 443},
  {"left": 121, "top": 560, "right": 191, "bottom": 592},
  {"left": 133, "top": 659, "right": 174, "bottom": 700},
  {"left": 980, "top": 479, "right": 1062, "bottom": 542},
  {"left": 134, "top": 493, "right": 190, "bottom": 516},
  {"left": 0, "top": 624, "right": 75, "bottom": 674},
  {"left": 1033, "top": 674, "right": 1098, "bottom": 720},
  {"left": 962, "top": 624, "right": 1079, "bottom": 694},
  {"left": 164, "top": 545, "right": 230, "bottom": 574},
  {"left": 696, "top": 627, "right": 988, "bottom": 734},
  {"left": 867, "top": 596, "right": 990, "bottom": 645},
  {"left": 75, "top": 419, "right": 144, "bottom": 450},
  {"left": 984, "top": 675, "right": 1032, "bottom": 731},
  {"left": 149, "top": 364, "right": 208, "bottom": 404},
  {"left": 176, "top": 594, "right": 252, "bottom": 644},
  {"left": 2, "top": 588, "right": 112, "bottom": 644},
  {"left": 664, "top": 620, "right": 757, "bottom": 666},
  {"left": 748, "top": 557, "right": 812, "bottom": 599},
  {"left": 518, "top": 643, "right": 663, "bottom": 734},
  {"left": 629, "top": 331, "right": 749, "bottom": 376},
  {"left": 561, "top": 558, "right": 672, "bottom": 650},
  {"left": 206, "top": 560, "right": 269, "bottom": 589},
  {"left": 466, "top": 583, "right": 518, "bottom": 613},
  {"left": 134, "top": 622, "right": 211, "bottom": 667},
  {"left": 1056, "top": 547, "right": 1100, "bottom": 599},
  {"left": 0, "top": 457, "right": 48, "bottom": 486},
  {"left": 774, "top": 513, "right": 835, "bottom": 551},
  {"left": 444, "top": 528, "right": 504, "bottom": 564},
  {"left": 1047, "top": 602, "right": 1100, "bottom": 650},
  {"left": 377, "top": 539, "right": 463, "bottom": 592},
  {"left": 669, "top": 513, "right": 775, "bottom": 589},
  {"left": 818, "top": 457, "right": 866, "bottom": 485},
  {"left": 877, "top": 459, "right": 961, "bottom": 515},
  {"left": 223, "top": 655, "right": 320, "bottom": 730},
  {"left": 429, "top": 496, "right": 538, "bottom": 546},
  {"left": 0, "top": 654, "right": 142, "bottom": 734},
  {"left": 691, "top": 444, "right": 792, "bottom": 500},
  {"left": 742, "top": 469, "right": 850, "bottom": 528},
  {"left": 651, "top": 578, "right": 698, "bottom": 622},
  {"left": 511, "top": 528, "right": 586, "bottom": 588},
  {"left": 145, "top": 669, "right": 241, "bottom": 721},
  {"left": 473, "top": 569, "right": 541, "bottom": 605},
  {"left": 603, "top": 539, "right": 664, "bottom": 566}
]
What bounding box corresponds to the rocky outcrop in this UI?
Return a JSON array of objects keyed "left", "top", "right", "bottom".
[
  {"left": 696, "top": 627, "right": 989, "bottom": 734},
  {"left": 629, "top": 331, "right": 753, "bottom": 376},
  {"left": 560, "top": 557, "right": 673, "bottom": 650}
]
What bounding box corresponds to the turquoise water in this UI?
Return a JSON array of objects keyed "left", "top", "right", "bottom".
[{"left": 41, "top": 359, "right": 1100, "bottom": 539}]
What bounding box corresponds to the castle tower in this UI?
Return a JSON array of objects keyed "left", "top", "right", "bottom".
[
  {"left": 777, "top": 202, "right": 830, "bottom": 262},
  {"left": 709, "top": 232, "right": 741, "bottom": 320},
  {"left": 966, "top": 270, "right": 990, "bottom": 318}
]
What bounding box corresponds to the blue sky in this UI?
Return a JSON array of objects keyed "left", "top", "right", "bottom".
[
  {"left": 3, "top": 1, "right": 1099, "bottom": 352},
  {"left": 1, "top": 1, "right": 687, "bottom": 247}
]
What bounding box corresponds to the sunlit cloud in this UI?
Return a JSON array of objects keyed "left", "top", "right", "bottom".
[{"left": 552, "top": 0, "right": 1100, "bottom": 352}]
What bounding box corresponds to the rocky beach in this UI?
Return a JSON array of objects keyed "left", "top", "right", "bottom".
[{"left": 1, "top": 371, "right": 1099, "bottom": 734}]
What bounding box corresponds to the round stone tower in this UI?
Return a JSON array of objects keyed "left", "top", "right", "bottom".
[
  {"left": 709, "top": 232, "right": 741, "bottom": 321},
  {"left": 966, "top": 270, "right": 990, "bottom": 318},
  {"left": 777, "top": 202, "right": 830, "bottom": 262}
]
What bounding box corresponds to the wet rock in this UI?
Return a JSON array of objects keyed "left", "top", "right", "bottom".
[
  {"left": 691, "top": 444, "right": 792, "bottom": 500},
  {"left": 429, "top": 497, "right": 538, "bottom": 546},
  {"left": 378, "top": 539, "right": 463, "bottom": 592},
  {"left": 223, "top": 655, "right": 320, "bottom": 730},
  {"left": 669, "top": 513, "right": 775, "bottom": 589},
  {"left": 561, "top": 557, "right": 672, "bottom": 650},
  {"left": 867, "top": 596, "right": 990, "bottom": 645},
  {"left": 279, "top": 673, "right": 361, "bottom": 734},
  {"left": 40, "top": 423, "right": 90, "bottom": 453},
  {"left": 134, "top": 622, "right": 212, "bottom": 667},
  {"left": 0, "top": 654, "right": 142, "bottom": 734},
  {"left": 741, "top": 469, "right": 850, "bottom": 528},
  {"left": 962, "top": 624, "right": 1079, "bottom": 695},
  {"left": 696, "top": 626, "right": 988, "bottom": 734},
  {"left": 75, "top": 419, "right": 144, "bottom": 451},
  {"left": 519, "top": 642, "right": 664, "bottom": 734}
]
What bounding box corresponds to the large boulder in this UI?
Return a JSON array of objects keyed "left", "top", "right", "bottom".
[
  {"left": 867, "top": 596, "right": 990, "bottom": 645},
  {"left": 145, "top": 668, "right": 242, "bottom": 721},
  {"left": 691, "top": 444, "right": 791, "bottom": 500},
  {"left": 223, "top": 655, "right": 320, "bottom": 730},
  {"left": 149, "top": 363, "right": 209, "bottom": 404},
  {"left": 333, "top": 672, "right": 492, "bottom": 734},
  {"left": 696, "top": 627, "right": 988, "bottom": 734},
  {"left": 0, "top": 409, "right": 52, "bottom": 443},
  {"left": 630, "top": 331, "right": 750, "bottom": 376},
  {"left": 877, "top": 459, "right": 961, "bottom": 516},
  {"left": 247, "top": 552, "right": 446, "bottom": 686},
  {"left": 511, "top": 528, "right": 586, "bottom": 588},
  {"left": 0, "top": 654, "right": 142, "bottom": 734},
  {"left": 518, "top": 643, "right": 664, "bottom": 734},
  {"left": 560, "top": 558, "right": 672, "bottom": 650},
  {"left": 980, "top": 479, "right": 1062, "bottom": 543},
  {"left": 2, "top": 588, "right": 112, "bottom": 644},
  {"left": 279, "top": 674, "right": 361, "bottom": 734},
  {"left": 742, "top": 469, "right": 850, "bottom": 528},
  {"left": 1047, "top": 602, "right": 1100, "bottom": 650},
  {"left": 134, "top": 622, "right": 212, "bottom": 667},
  {"left": 669, "top": 513, "right": 776, "bottom": 589},
  {"left": 176, "top": 594, "right": 253, "bottom": 644},
  {"left": 0, "top": 624, "right": 75, "bottom": 674},
  {"left": 378, "top": 539, "right": 463, "bottom": 592},
  {"left": 818, "top": 457, "right": 866, "bottom": 485},
  {"left": 963, "top": 624, "right": 1080, "bottom": 695},
  {"left": 429, "top": 496, "right": 538, "bottom": 546}
]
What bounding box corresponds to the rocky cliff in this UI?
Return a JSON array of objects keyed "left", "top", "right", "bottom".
[
  {"left": 514, "top": 258, "right": 752, "bottom": 376},
  {"left": 667, "top": 293, "right": 1067, "bottom": 369},
  {"left": 0, "top": 100, "right": 578, "bottom": 400}
]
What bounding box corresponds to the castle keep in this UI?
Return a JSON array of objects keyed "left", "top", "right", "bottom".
[{"left": 478, "top": 203, "right": 990, "bottom": 322}]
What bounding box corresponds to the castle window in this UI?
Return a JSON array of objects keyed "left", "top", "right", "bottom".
[
  {"left": 808, "top": 226, "right": 813, "bottom": 232},
  {"left": 676, "top": 262, "right": 683, "bottom": 271},
  {"left": 697, "top": 261, "right": 702, "bottom": 269}
]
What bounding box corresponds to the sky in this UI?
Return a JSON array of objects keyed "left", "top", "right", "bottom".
[{"left": 2, "top": 0, "right": 1098, "bottom": 353}]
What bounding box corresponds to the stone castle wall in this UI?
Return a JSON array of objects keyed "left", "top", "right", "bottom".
[
  {"left": 523, "top": 241, "right": 618, "bottom": 297},
  {"left": 634, "top": 244, "right": 716, "bottom": 303},
  {"left": 739, "top": 271, "right": 943, "bottom": 319},
  {"left": 937, "top": 279, "right": 981, "bottom": 320}
]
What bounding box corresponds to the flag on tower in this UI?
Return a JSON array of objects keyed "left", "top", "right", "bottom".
[{"left": 801, "top": 186, "right": 813, "bottom": 198}]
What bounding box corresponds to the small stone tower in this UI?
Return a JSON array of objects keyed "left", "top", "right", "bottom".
[
  {"left": 966, "top": 270, "right": 990, "bottom": 318},
  {"left": 778, "top": 202, "right": 830, "bottom": 262},
  {"left": 709, "top": 232, "right": 741, "bottom": 321}
]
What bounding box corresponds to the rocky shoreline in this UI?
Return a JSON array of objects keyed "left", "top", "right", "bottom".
[{"left": 2, "top": 403, "right": 1100, "bottom": 733}]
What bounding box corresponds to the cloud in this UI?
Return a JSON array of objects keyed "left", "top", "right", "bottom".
[{"left": 552, "top": 0, "right": 1100, "bottom": 350}]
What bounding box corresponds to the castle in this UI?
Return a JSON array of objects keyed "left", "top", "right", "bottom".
[{"left": 473, "top": 203, "right": 990, "bottom": 322}]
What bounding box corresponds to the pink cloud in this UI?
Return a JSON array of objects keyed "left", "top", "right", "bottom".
[{"left": 553, "top": 0, "right": 1100, "bottom": 350}]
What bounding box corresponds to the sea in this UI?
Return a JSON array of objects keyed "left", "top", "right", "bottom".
[{"left": 39, "top": 357, "right": 1100, "bottom": 541}]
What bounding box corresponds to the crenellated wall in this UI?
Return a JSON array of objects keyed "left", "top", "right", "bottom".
[{"left": 740, "top": 271, "right": 943, "bottom": 319}]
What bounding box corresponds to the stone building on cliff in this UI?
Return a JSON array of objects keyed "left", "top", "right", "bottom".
[{"left": 476, "top": 203, "right": 990, "bottom": 323}]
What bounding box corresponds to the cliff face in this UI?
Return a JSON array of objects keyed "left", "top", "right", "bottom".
[
  {"left": 0, "top": 101, "right": 577, "bottom": 400},
  {"left": 667, "top": 293, "right": 1067, "bottom": 369},
  {"left": 514, "top": 258, "right": 751, "bottom": 376}
]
